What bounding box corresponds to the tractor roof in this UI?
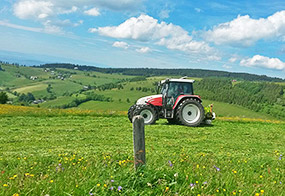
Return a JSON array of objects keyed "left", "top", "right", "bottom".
[{"left": 161, "top": 78, "right": 195, "bottom": 84}]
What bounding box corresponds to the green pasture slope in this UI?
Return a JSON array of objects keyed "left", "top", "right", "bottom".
[
  {"left": 0, "top": 113, "right": 284, "bottom": 195},
  {"left": 0, "top": 63, "right": 134, "bottom": 99},
  {"left": 77, "top": 77, "right": 276, "bottom": 120},
  {"left": 1, "top": 63, "right": 284, "bottom": 120}
]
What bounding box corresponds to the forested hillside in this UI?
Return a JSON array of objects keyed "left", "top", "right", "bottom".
[
  {"left": 38, "top": 63, "right": 284, "bottom": 82},
  {"left": 195, "top": 78, "right": 285, "bottom": 119}
]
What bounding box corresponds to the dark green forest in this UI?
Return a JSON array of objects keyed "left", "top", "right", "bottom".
[
  {"left": 37, "top": 63, "right": 284, "bottom": 82},
  {"left": 195, "top": 78, "right": 285, "bottom": 119}
]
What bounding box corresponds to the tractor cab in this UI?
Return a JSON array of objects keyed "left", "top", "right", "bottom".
[{"left": 159, "top": 78, "right": 195, "bottom": 118}]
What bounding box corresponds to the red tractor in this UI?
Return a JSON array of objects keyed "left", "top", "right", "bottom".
[{"left": 128, "top": 77, "right": 215, "bottom": 126}]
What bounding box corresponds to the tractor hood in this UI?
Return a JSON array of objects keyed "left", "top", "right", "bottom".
[{"left": 136, "top": 94, "right": 163, "bottom": 106}]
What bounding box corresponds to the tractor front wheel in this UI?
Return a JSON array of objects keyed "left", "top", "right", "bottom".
[
  {"left": 133, "top": 105, "right": 157, "bottom": 125},
  {"left": 176, "top": 98, "right": 204, "bottom": 127},
  {"left": 128, "top": 104, "right": 136, "bottom": 122}
]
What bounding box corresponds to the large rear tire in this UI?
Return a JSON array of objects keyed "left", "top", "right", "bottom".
[
  {"left": 128, "top": 104, "right": 136, "bottom": 122},
  {"left": 175, "top": 98, "right": 204, "bottom": 127},
  {"left": 133, "top": 105, "right": 157, "bottom": 125}
]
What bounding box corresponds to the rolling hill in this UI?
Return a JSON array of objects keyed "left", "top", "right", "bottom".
[{"left": 0, "top": 62, "right": 284, "bottom": 120}]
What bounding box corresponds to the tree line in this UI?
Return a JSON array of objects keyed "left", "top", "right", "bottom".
[
  {"left": 195, "top": 78, "right": 285, "bottom": 119},
  {"left": 37, "top": 63, "right": 284, "bottom": 82}
]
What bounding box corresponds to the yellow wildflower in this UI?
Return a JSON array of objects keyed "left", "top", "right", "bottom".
[
  {"left": 97, "top": 184, "right": 100, "bottom": 187},
  {"left": 165, "top": 187, "right": 169, "bottom": 192},
  {"left": 3, "top": 184, "right": 8, "bottom": 187}
]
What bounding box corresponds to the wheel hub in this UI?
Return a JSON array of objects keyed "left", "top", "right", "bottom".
[
  {"left": 182, "top": 104, "right": 201, "bottom": 123},
  {"left": 140, "top": 109, "right": 154, "bottom": 124}
]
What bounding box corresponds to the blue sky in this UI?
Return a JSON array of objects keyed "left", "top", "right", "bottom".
[{"left": 0, "top": 0, "right": 285, "bottom": 78}]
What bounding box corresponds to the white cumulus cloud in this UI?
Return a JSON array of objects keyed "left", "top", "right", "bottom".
[
  {"left": 13, "top": 0, "right": 54, "bottom": 19},
  {"left": 205, "top": 10, "right": 285, "bottom": 46},
  {"left": 112, "top": 41, "right": 129, "bottom": 49},
  {"left": 240, "top": 55, "right": 285, "bottom": 70},
  {"left": 136, "top": 47, "right": 151, "bottom": 53},
  {"left": 91, "top": 14, "right": 216, "bottom": 56},
  {"left": 12, "top": 0, "right": 142, "bottom": 34},
  {"left": 84, "top": 7, "right": 100, "bottom": 16},
  {"left": 14, "top": 0, "right": 142, "bottom": 19}
]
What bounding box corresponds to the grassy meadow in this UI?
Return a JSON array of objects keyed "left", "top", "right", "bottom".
[
  {"left": 0, "top": 105, "right": 284, "bottom": 195},
  {"left": 0, "top": 63, "right": 285, "bottom": 195}
]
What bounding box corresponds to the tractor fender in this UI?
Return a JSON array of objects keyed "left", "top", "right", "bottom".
[
  {"left": 172, "top": 95, "right": 202, "bottom": 109},
  {"left": 136, "top": 94, "right": 163, "bottom": 106}
]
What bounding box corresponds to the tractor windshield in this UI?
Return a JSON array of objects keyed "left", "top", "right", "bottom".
[{"left": 167, "top": 82, "right": 193, "bottom": 98}]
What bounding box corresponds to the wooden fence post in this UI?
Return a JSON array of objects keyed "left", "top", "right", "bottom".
[{"left": 133, "top": 115, "right": 146, "bottom": 170}]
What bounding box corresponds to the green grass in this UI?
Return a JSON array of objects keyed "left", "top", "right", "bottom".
[
  {"left": 39, "top": 96, "right": 77, "bottom": 108},
  {"left": 0, "top": 64, "right": 137, "bottom": 100},
  {"left": 77, "top": 98, "right": 276, "bottom": 120},
  {"left": 78, "top": 100, "right": 132, "bottom": 111},
  {"left": 0, "top": 71, "right": 16, "bottom": 85},
  {"left": 0, "top": 113, "right": 284, "bottom": 195},
  {"left": 202, "top": 100, "right": 276, "bottom": 120},
  {"left": 13, "top": 83, "right": 48, "bottom": 94}
]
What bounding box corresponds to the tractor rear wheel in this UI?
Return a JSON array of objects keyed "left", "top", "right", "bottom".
[
  {"left": 175, "top": 98, "right": 204, "bottom": 127},
  {"left": 128, "top": 104, "right": 136, "bottom": 122},
  {"left": 133, "top": 105, "right": 157, "bottom": 125}
]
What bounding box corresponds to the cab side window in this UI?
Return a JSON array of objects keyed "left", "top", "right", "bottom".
[{"left": 161, "top": 83, "right": 168, "bottom": 95}]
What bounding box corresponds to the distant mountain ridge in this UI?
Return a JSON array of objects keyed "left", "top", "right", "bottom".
[{"left": 37, "top": 63, "right": 284, "bottom": 82}]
